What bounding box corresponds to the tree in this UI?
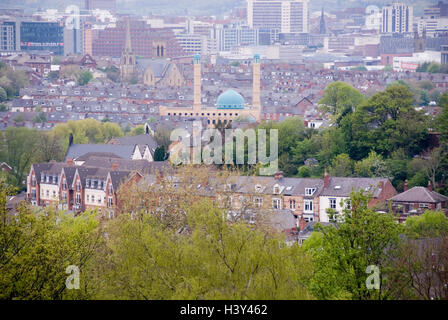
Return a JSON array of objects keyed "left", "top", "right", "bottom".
[
  {"left": 297, "top": 165, "right": 311, "bottom": 177},
  {"left": 404, "top": 210, "right": 448, "bottom": 239},
  {"left": 438, "top": 92, "right": 448, "bottom": 144},
  {"left": 354, "top": 151, "right": 391, "bottom": 178},
  {"left": 0, "top": 199, "right": 104, "bottom": 299},
  {"left": 348, "top": 85, "right": 428, "bottom": 159},
  {"left": 303, "top": 191, "right": 403, "bottom": 299},
  {"left": 13, "top": 114, "right": 25, "bottom": 124},
  {"left": 77, "top": 71, "right": 93, "bottom": 86},
  {"left": 319, "top": 82, "right": 364, "bottom": 125},
  {"left": 153, "top": 145, "right": 168, "bottom": 161},
  {"left": 0, "top": 127, "right": 39, "bottom": 188},
  {"left": 0, "top": 87, "right": 7, "bottom": 102},
  {"left": 102, "top": 198, "right": 313, "bottom": 299},
  {"left": 34, "top": 132, "right": 65, "bottom": 163},
  {"left": 0, "top": 103, "right": 7, "bottom": 112},
  {"left": 329, "top": 153, "right": 353, "bottom": 177}
]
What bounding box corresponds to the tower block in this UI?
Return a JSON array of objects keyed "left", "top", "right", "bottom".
[
  {"left": 193, "top": 54, "right": 202, "bottom": 115},
  {"left": 252, "top": 54, "right": 261, "bottom": 121}
]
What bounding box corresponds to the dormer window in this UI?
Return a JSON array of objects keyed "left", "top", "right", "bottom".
[
  {"left": 255, "top": 184, "right": 262, "bottom": 192},
  {"left": 305, "top": 188, "right": 316, "bottom": 196},
  {"left": 273, "top": 184, "right": 280, "bottom": 194}
]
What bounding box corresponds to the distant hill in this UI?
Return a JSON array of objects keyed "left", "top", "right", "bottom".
[{"left": 2, "top": 0, "right": 441, "bottom": 17}]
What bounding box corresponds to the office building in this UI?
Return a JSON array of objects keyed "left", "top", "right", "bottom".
[
  {"left": 20, "top": 21, "right": 64, "bottom": 55},
  {"left": 247, "top": 0, "right": 309, "bottom": 34}
]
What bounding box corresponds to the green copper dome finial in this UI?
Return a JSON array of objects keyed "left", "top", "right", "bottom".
[
  {"left": 194, "top": 54, "right": 201, "bottom": 64},
  {"left": 216, "top": 89, "right": 245, "bottom": 109}
]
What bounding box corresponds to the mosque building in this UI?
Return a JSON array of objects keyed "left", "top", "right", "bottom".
[{"left": 158, "top": 53, "right": 262, "bottom": 126}]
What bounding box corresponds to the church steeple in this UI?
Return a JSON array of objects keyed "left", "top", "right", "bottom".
[
  {"left": 121, "top": 18, "right": 136, "bottom": 81},
  {"left": 319, "top": 7, "right": 326, "bottom": 34},
  {"left": 124, "top": 18, "right": 132, "bottom": 53}
]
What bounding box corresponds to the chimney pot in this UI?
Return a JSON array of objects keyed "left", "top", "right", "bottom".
[
  {"left": 404, "top": 179, "right": 409, "bottom": 191},
  {"left": 274, "top": 170, "right": 283, "bottom": 180},
  {"left": 111, "top": 162, "right": 119, "bottom": 171},
  {"left": 324, "top": 170, "right": 330, "bottom": 188},
  {"left": 428, "top": 180, "right": 433, "bottom": 192}
]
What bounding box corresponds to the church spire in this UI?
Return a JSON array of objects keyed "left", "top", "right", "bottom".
[
  {"left": 124, "top": 18, "right": 132, "bottom": 53},
  {"left": 121, "top": 18, "right": 136, "bottom": 81},
  {"left": 319, "top": 7, "right": 326, "bottom": 34}
]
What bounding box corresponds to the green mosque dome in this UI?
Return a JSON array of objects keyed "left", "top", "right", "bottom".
[{"left": 216, "top": 89, "right": 245, "bottom": 109}]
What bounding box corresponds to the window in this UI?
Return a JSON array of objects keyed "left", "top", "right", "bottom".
[
  {"left": 304, "top": 200, "right": 313, "bottom": 213},
  {"left": 330, "top": 198, "right": 337, "bottom": 209},
  {"left": 76, "top": 193, "right": 81, "bottom": 205},
  {"left": 91, "top": 195, "right": 95, "bottom": 203},
  {"left": 108, "top": 184, "right": 113, "bottom": 194},
  {"left": 346, "top": 200, "right": 351, "bottom": 210},
  {"left": 419, "top": 203, "right": 429, "bottom": 208},
  {"left": 272, "top": 199, "right": 281, "bottom": 209},
  {"left": 108, "top": 197, "right": 113, "bottom": 208},
  {"left": 305, "top": 188, "right": 316, "bottom": 196},
  {"left": 76, "top": 181, "right": 81, "bottom": 191},
  {"left": 254, "top": 197, "right": 263, "bottom": 207},
  {"left": 46, "top": 190, "right": 49, "bottom": 197},
  {"left": 62, "top": 178, "right": 66, "bottom": 190},
  {"left": 304, "top": 216, "right": 314, "bottom": 223},
  {"left": 62, "top": 192, "right": 66, "bottom": 200},
  {"left": 86, "top": 195, "right": 90, "bottom": 202},
  {"left": 289, "top": 199, "right": 296, "bottom": 209}
]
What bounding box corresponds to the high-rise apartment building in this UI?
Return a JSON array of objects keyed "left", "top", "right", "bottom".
[
  {"left": 247, "top": 0, "right": 309, "bottom": 34},
  {"left": 382, "top": 3, "right": 413, "bottom": 34}
]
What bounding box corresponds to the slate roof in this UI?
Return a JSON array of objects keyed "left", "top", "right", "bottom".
[
  {"left": 65, "top": 144, "right": 135, "bottom": 161},
  {"left": 321, "top": 177, "right": 389, "bottom": 197},
  {"left": 389, "top": 186, "right": 448, "bottom": 204},
  {"left": 108, "top": 134, "right": 158, "bottom": 151}
]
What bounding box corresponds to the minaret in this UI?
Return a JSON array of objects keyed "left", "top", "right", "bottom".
[
  {"left": 121, "top": 19, "right": 136, "bottom": 81},
  {"left": 252, "top": 53, "right": 261, "bottom": 121},
  {"left": 319, "top": 7, "right": 326, "bottom": 34},
  {"left": 193, "top": 54, "right": 201, "bottom": 115}
]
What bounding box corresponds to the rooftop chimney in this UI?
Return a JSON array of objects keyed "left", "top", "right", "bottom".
[
  {"left": 274, "top": 170, "right": 284, "bottom": 180},
  {"left": 428, "top": 180, "right": 433, "bottom": 192},
  {"left": 404, "top": 179, "right": 408, "bottom": 191},
  {"left": 66, "top": 158, "right": 74, "bottom": 166},
  {"left": 324, "top": 170, "right": 330, "bottom": 188},
  {"left": 111, "top": 162, "right": 119, "bottom": 171}
]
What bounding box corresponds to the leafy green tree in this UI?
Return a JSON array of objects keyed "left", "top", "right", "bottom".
[
  {"left": 0, "top": 127, "right": 39, "bottom": 187},
  {"left": 0, "top": 200, "right": 103, "bottom": 299},
  {"left": 0, "top": 103, "right": 7, "bottom": 112},
  {"left": 101, "top": 199, "right": 313, "bottom": 299},
  {"left": 438, "top": 92, "right": 448, "bottom": 144},
  {"left": 329, "top": 153, "right": 353, "bottom": 177},
  {"left": 13, "top": 113, "right": 25, "bottom": 124},
  {"left": 297, "top": 165, "right": 311, "bottom": 177},
  {"left": 303, "top": 191, "right": 403, "bottom": 299},
  {"left": 0, "top": 87, "right": 7, "bottom": 102},
  {"left": 404, "top": 210, "right": 448, "bottom": 239},
  {"left": 319, "top": 81, "right": 364, "bottom": 125},
  {"left": 354, "top": 151, "right": 391, "bottom": 178},
  {"left": 77, "top": 71, "right": 93, "bottom": 86},
  {"left": 348, "top": 85, "right": 428, "bottom": 159}
]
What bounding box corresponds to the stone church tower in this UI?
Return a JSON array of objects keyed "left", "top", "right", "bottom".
[{"left": 120, "top": 19, "right": 136, "bottom": 81}]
